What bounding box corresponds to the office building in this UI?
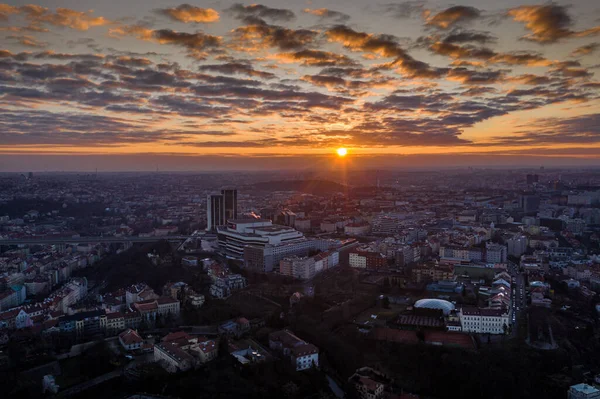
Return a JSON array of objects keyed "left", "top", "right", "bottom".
[
  {"left": 221, "top": 189, "right": 238, "bottom": 221},
  {"left": 217, "top": 219, "right": 304, "bottom": 259},
  {"left": 526, "top": 174, "right": 539, "bottom": 185},
  {"left": 207, "top": 194, "right": 225, "bottom": 232},
  {"left": 244, "top": 238, "right": 339, "bottom": 273},
  {"left": 519, "top": 194, "right": 540, "bottom": 213}
]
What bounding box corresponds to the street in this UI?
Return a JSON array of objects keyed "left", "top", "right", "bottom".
[{"left": 508, "top": 260, "right": 526, "bottom": 335}]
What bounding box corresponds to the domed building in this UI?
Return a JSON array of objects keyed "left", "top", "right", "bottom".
[{"left": 414, "top": 299, "right": 455, "bottom": 315}]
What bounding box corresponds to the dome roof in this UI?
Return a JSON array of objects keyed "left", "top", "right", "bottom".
[
  {"left": 530, "top": 281, "right": 545, "bottom": 287},
  {"left": 414, "top": 299, "right": 455, "bottom": 315}
]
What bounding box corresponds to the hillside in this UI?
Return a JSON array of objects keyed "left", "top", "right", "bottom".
[{"left": 73, "top": 240, "right": 196, "bottom": 293}]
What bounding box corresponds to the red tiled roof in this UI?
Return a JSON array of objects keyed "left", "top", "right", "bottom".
[
  {"left": 133, "top": 301, "right": 158, "bottom": 312},
  {"left": 163, "top": 331, "right": 190, "bottom": 343},
  {"left": 106, "top": 312, "right": 124, "bottom": 320},
  {"left": 356, "top": 376, "right": 383, "bottom": 391},
  {"left": 157, "top": 296, "right": 178, "bottom": 305},
  {"left": 0, "top": 308, "right": 21, "bottom": 320},
  {"left": 291, "top": 343, "right": 318, "bottom": 356},
  {"left": 198, "top": 339, "right": 217, "bottom": 353},
  {"left": 119, "top": 329, "right": 143, "bottom": 345}
]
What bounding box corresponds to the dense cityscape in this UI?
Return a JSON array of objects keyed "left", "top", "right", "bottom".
[{"left": 0, "top": 169, "right": 599, "bottom": 398}]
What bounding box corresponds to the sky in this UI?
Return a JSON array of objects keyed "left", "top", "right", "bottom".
[{"left": 0, "top": 1, "right": 599, "bottom": 171}]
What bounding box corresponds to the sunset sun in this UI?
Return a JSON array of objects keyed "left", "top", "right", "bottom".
[{"left": 337, "top": 148, "right": 348, "bottom": 157}]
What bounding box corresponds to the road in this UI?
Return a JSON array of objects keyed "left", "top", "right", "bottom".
[
  {"left": 508, "top": 260, "right": 526, "bottom": 335},
  {"left": 0, "top": 235, "right": 192, "bottom": 245}
]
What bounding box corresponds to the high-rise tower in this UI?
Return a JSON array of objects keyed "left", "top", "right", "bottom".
[
  {"left": 221, "top": 189, "right": 238, "bottom": 221},
  {"left": 207, "top": 194, "right": 225, "bottom": 231}
]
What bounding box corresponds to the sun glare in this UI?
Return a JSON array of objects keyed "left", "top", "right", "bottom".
[{"left": 337, "top": 148, "right": 347, "bottom": 157}]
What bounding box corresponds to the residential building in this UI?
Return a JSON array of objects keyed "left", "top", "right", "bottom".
[
  {"left": 269, "top": 329, "right": 319, "bottom": 371},
  {"left": 507, "top": 236, "right": 528, "bottom": 257},
  {"left": 485, "top": 243, "right": 507, "bottom": 264},
  {"left": 119, "top": 328, "right": 143, "bottom": 351},
  {"left": 210, "top": 274, "right": 246, "bottom": 299},
  {"left": 219, "top": 318, "right": 251, "bottom": 338},
  {"left": 190, "top": 339, "right": 218, "bottom": 364},
  {"left": 106, "top": 312, "right": 125, "bottom": 335},
  {"left": 568, "top": 384, "right": 600, "bottom": 399},
  {"left": 348, "top": 367, "right": 392, "bottom": 399},
  {"left": 279, "top": 256, "right": 316, "bottom": 280},
  {"left": 350, "top": 375, "right": 385, "bottom": 399},
  {"left": 154, "top": 342, "right": 194, "bottom": 373},
  {"left": 125, "top": 283, "right": 158, "bottom": 306},
  {"left": 58, "top": 309, "right": 106, "bottom": 338},
  {"left": 349, "top": 250, "right": 387, "bottom": 270}
]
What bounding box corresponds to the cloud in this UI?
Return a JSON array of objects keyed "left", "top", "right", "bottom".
[
  {"left": 0, "top": 109, "right": 205, "bottom": 146},
  {"left": 232, "top": 18, "right": 317, "bottom": 51},
  {"left": 326, "top": 25, "right": 444, "bottom": 78},
  {"left": 509, "top": 74, "right": 553, "bottom": 85},
  {"left": 198, "top": 62, "right": 275, "bottom": 79},
  {"left": 571, "top": 43, "right": 599, "bottom": 57},
  {"left": 2, "top": 1, "right": 600, "bottom": 154},
  {"left": 12, "top": 5, "right": 112, "bottom": 31},
  {"left": 302, "top": 74, "right": 347, "bottom": 88},
  {"left": 425, "top": 6, "right": 481, "bottom": 29},
  {"left": 276, "top": 49, "right": 358, "bottom": 67},
  {"left": 155, "top": 4, "right": 219, "bottom": 23},
  {"left": 111, "top": 56, "right": 153, "bottom": 67},
  {"left": 109, "top": 25, "right": 221, "bottom": 57},
  {"left": 427, "top": 38, "right": 555, "bottom": 67},
  {"left": 226, "top": 4, "right": 295, "bottom": 22},
  {"left": 153, "top": 29, "right": 221, "bottom": 49},
  {"left": 442, "top": 30, "right": 497, "bottom": 44},
  {"left": 447, "top": 68, "right": 504, "bottom": 85},
  {"left": 487, "top": 113, "right": 600, "bottom": 145},
  {"left": 303, "top": 8, "right": 350, "bottom": 23},
  {"left": 382, "top": 2, "right": 425, "bottom": 19},
  {"left": 508, "top": 4, "right": 600, "bottom": 44},
  {"left": 0, "top": 4, "right": 19, "bottom": 21},
  {"left": 6, "top": 34, "right": 48, "bottom": 48}
]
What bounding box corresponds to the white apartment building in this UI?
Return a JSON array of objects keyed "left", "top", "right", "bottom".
[
  {"left": 269, "top": 329, "right": 319, "bottom": 371},
  {"left": 154, "top": 342, "right": 194, "bottom": 372},
  {"left": 292, "top": 344, "right": 320, "bottom": 371},
  {"left": 459, "top": 307, "right": 509, "bottom": 334},
  {"left": 279, "top": 256, "right": 316, "bottom": 280},
  {"left": 485, "top": 243, "right": 507, "bottom": 264}
]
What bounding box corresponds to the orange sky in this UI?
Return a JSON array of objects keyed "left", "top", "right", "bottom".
[{"left": 0, "top": 1, "right": 600, "bottom": 168}]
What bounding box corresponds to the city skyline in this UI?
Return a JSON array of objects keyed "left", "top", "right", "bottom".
[{"left": 1, "top": 1, "right": 600, "bottom": 170}]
